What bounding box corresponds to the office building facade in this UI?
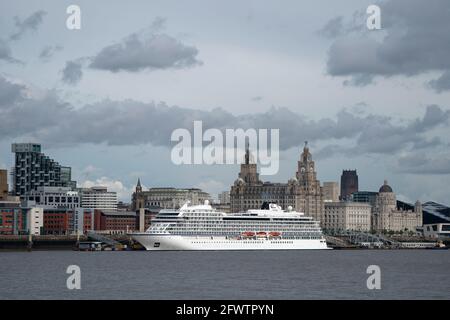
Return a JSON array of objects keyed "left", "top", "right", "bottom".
[
  {"left": 80, "top": 186, "right": 117, "bottom": 210},
  {"left": 324, "top": 201, "right": 372, "bottom": 232},
  {"left": 27, "top": 207, "right": 44, "bottom": 235},
  {"left": 0, "top": 198, "right": 25, "bottom": 235},
  {"left": 22, "top": 186, "right": 80, "bottom": 209}
]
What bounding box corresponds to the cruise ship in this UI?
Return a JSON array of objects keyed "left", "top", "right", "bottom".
[{"left": 131, "top": 201, "right": 329, "bottom": 250}]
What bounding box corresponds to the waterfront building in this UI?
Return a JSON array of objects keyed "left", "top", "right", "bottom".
[
  {"left": 11, "top": 143, "right": 76, "bottom": 196},
  {"left": 42, "top": 208, "right": 74, "bottom": 235},
  {"left": 323, "top": 182, "right": 340, "bottom": 202},
  {"left": 230, "top": 142, "right": 325, "bottom": 224},
  {"left": 117, "top": 201, "right": 132, "bottom": 211},
  {"left": 324, "top": 201, "right": 371, "bottom": 232},
  {"left": 18, "top": 206, "right": 92, "bottom": 235},
  {"left": 421, "top": 201, "right": 450, "bottom": 224},
  {"left": 42, "top": 208, "right": 92, "bottom": 235},
  {"left": 351, "top": 191, "right": 378, "bottom": 207},
  {"left": 27, "top": 207, "right": 43, "bottom": 235},
  {"left": 132, "top": 179, "right": 211, "bottom": 210},
  {"left": 0, "top": 169, "right": 8, "bottom": 200},
  {"left": 340, "top": 170, "right": 358, "bottom": 201},
  {"left": 79, "top": 186, "right": 117, "bottom": 210},
  {"left": 94, "top": 209, "right": 137, "bottom": 233},
  {"left": 423, "top": 223, "right": 450, "bottom": 238},
  {"left": 0, "top": 198, "right": 25, "bottom": 235},
  {"left": 74, "top": 208, "right": 93, "bottom": 234},
  {"left": 22, "top": 186, "right": 80, "bottom": 209},
  {"left": 372, "top": 180, "right": 422, "bottom": 233}
]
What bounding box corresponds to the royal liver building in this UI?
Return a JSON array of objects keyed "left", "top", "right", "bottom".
[{"left": 230, "top": 142, "right": 325, "bottom": 223}]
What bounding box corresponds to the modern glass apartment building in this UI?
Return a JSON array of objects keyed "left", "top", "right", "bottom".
[{"left": 11, "top": 143, "right": 76, "bottom": 196}]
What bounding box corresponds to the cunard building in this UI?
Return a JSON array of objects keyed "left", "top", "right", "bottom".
[{"left": 230, "top": 142, "right": 325, "bottom": 224}]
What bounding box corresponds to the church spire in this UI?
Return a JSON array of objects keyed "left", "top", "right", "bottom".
[{"left": 136, "top": 178, "right": 142, "bottom": 193}]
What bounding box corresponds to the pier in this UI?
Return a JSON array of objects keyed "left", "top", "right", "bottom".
[{"left": 0, "top": 234, "right": 140, "bottom": 251}]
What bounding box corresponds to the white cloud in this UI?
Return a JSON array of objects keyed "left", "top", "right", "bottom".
[{"left": 80, "top": 176, "right": 132, "bottom": 202}]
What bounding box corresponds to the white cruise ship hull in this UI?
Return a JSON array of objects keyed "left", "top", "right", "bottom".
[{"left": 131, "top": 234, "right": 330, "bottom": 250}]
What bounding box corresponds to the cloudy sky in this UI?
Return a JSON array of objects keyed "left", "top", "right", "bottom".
[{"left": 0, "top": 0, "right": 449, "bottom": 204}]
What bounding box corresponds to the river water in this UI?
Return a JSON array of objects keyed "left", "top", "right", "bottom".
[{"left": 0, "top": 250, "right": 448, "bottom": 299}]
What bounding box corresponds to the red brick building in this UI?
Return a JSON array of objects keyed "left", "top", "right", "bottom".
[
  {"left": 0, "top": 199, "right": 27, "bottom": 235},
  {"left": 43, "top": 209, "right": 73, "bottom": 235},
  {"left": 0, "top": 202, "right": 24, "bottom": 235},
  {"left": 83, "top": 211, "right": 92, "bottom": 233},
  {"left": 0, "top": 204, "right": 93, "bottom": 235},
  {"left": 43, "top": 208, "right": 93, "bottom": 235}
]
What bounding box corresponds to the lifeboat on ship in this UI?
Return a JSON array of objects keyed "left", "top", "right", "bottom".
[
  {"left": 256, "top": 232, "right": 267, "bottom": 237},
  {"left": 242, "top": 231, "right": 255, "bottom": 237},
  {"left": 269, "top": 232, "right": 281, "bottom": 237}
]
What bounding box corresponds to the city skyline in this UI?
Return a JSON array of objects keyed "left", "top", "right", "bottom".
[
  {"left": 1, "top": 0, "right": 449, "bottom": 204},
  {"left": 1, "top": 140, "right": 446, "bottom": 209}
]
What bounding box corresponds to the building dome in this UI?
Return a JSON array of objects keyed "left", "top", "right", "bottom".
[{"left": 379, "top": 180, "right": 393, "bottom": 193}]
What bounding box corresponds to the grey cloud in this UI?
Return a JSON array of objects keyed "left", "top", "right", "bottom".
[
  {"left": 0, "top": 39, "right": 21, "bottom": 64},
  {"left": 0, "top": 76, "right": 25, "bottom": 106},
  {"left": 318, "top": 16, "right": 344, "bottom": 39},
  {"left": 318, "top": 104, "right": 450, "bottom": 157},
  {"left": 150, "top": 16, "right": 167, "bottom": 32},
  {"left": 251, "top": 96, "right": 263, "bottom": 102},
  {"left": 412, "top": 104, "right": 450, "bottom": 131},
  {"left": 343, "top": 74, "right": 374, "bottom": 87},
  {"left": 39, "top": 45, "right": 63, "bottom": 62},
  {"left": 89, "top": 32, "right": 202, "bottom": 73},
  {"left": 10, "top": 10, "right": 47, "bottom": 41},
  {"left": 1, "top": 74, "right": 448, "bottom": 159},
  {"left": 63, "top": 20, "right": 202, "bottom": 82},
  {"left": 61, "top": 60, "right": 83, "bottom": 85},
  {"left": 0, "top": 75, "right": 72, "bottom": 138},
  {"left": 428, "top": 71, "right": 450, "bottom": 93},
  {"left": 412, "top": 136, "right": 441, "bottom": 150},
  {"left": 353, "top": 105, "right": 449, "bottom": 154},
  {"left": 324, "top": 0, "right": 450, "bottom": 88},
  {"left": 397, "top": 154, "right": 450, "bottom": 175}
]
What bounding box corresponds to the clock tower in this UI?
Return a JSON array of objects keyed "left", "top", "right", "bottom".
[
  {"left": 296, "top": 141, "right": 317, "bottom": 184},
  {"left": 294, "top": 141, "right": 324, "bottom": 223}
]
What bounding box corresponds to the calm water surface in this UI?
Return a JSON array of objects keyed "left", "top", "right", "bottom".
[{"left": 0, "top": 250, "right": 449, "bottom": 299}]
